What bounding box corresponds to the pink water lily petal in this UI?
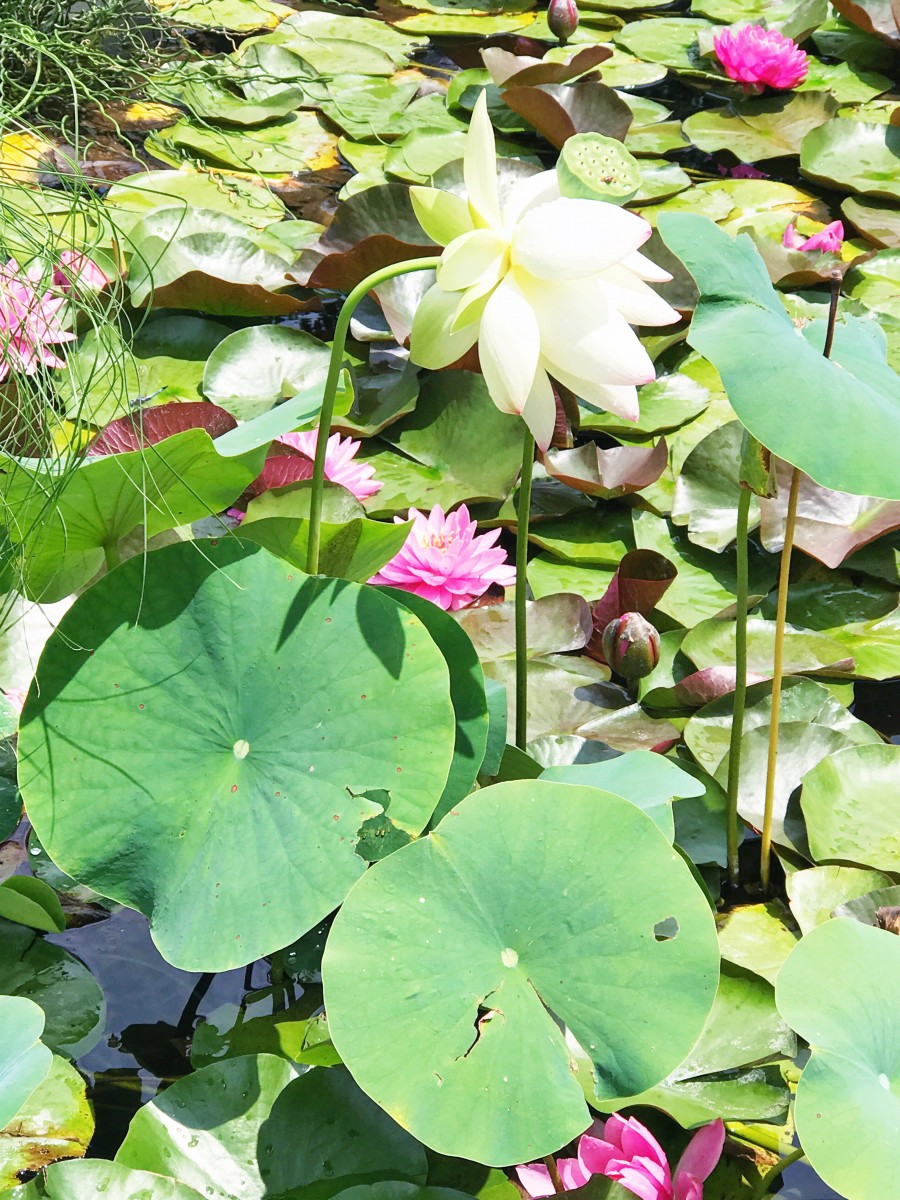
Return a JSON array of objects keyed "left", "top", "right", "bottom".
[
  {"left": 278, "top": 429, "right": 381, "bottom": 503},
  {"left": 673, "top": 1121, "right": 725, "bottom": 1200},
  {"left": 713, "top": 24, "right": 807, "bottom": 93}
]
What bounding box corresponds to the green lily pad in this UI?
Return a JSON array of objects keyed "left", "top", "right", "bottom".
[
  {"left": 126, "top": 207, "right": 305, "bottom": 316},
  {"left": 846, "top": 248, "right": 900, "bottom": 319},
  {"left": 776, "top": 918, "right": 900, "bottom": 1200},
  {"left": 0, "top": 920, "right": 106, "bottom": 1059},
  {"left": 0, "top": 996, "right": 51, "bottom": 1131},
  {"left": 842, "top": 195, "right": 900, "bottom": 247},
  {"left": 797, "top": 59, "right": 891, "bottom": 102},
  {"left": 0, "top": 877, "right": 65, "bottom": 933},
  {"left": 682, "top": 617, "right": 854, "bottom": 677},
  {"left": 526, "top": 556, "right": 617, "bottom": 602},
  {"left": 264, "top": 11, "right": 425, "bottom": 70},
  {"left": 613, "top": 18, "right": 720, "bottom": 79},
  {"left": 526, "top": 510, "right": 633, "bottom": 566},
  {"left": 658, "top": 212, "right": 900, "bottom": 500},
  {"left": 786, "top": 865, "right": 893, "bottom": 935},
  {"left": 671, "top": 421, "right": 762, "bottom": 552},
  {"left": 202, "top": 326, "right": 332, "bottom": 421},
  {"left": 540, "top": 750, "right": 706, "bottom": 840},
  {"left": 4, "top": 429, "right": 262, "bottom": 603},
  {"left": 117, "top": 1058, "right": 427, "bottom": 1200},
  {"left": 19, "top": 541, "right": 457, "bottom": 972},
  {"left": 146, "top": 111, "right": 338, "bottom": 178},
  {"left": 717, "top": 900, "right": 799, "bottom": 986},
  {"left": 0, "top": 1053, "right": 94, "bottom": 1188},
  {"left": 801, "top": 119, "right": 900, "bottom": 201},
  {"left": 190, "top": 1000, "right": 340, "bottom": 1070},
  {"left": 802, "top": 743, "right": 900, "bottom": 871},
  {"left": 683, "top": 92, "right": 838, "bottom": 162},
  {"left": 13, "top": 1159, "right": 206, "bottom": 1200},
  {"left": 323, "top": 779, "right": 719, "bottom": 1165},
  {"left": 630, "top": 158, "right": 692, "bottom": 204},
  {"left": 152, "top": 0, "right": 293, "bottom": 32},
  {"left": 104, "top": 169, "right": 287, "bottom": 231}
]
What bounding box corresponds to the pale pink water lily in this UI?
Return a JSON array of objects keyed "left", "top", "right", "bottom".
[
  {"left": 0, "top": 258, "right": 77, "bottom": 381},
  {"left": 3, "top": 688, "right": 27, "bottom": 714},
  {"left": 369, "top": 504, "right": 515, "bottom": 610},
  {"left": 52, "top": 250, "right": 109, "bottom": 294},
  {"left": 516, "top": 1117, "right": 724, "bottom": 1200},
  {"left": 713, "top": 25, "right": 808, "bottom": 93},
  {"left": 782, "top": 220, "right": 844, "bottom": 253},
  {"left": 408, "top": 93, "right": 679, "bottom": 451},
  {"left": 277, "top": 429, "right": 382, "bottom": 503}
]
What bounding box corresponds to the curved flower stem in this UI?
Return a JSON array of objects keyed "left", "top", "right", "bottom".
[
  {"left": 725, "top": 485, "right": 752, "bottom": 889},
  {"left": 759, "top": 466, "right": 800, "bottom": 893},
  {"left": 750, "top": 1146, "right": 806, "bottom": 1200},
  {"left": 759, "top": 273, "right": 841, "bottom": 892},
  {"left": 306, "top": 255, "right": 442, "bottom": 575},
  {"left": 542, "top": 1156, "right": 565, "bottom": 1195},
  {"left": 515, "top": 427, "right": 536, "bottom": 751}
]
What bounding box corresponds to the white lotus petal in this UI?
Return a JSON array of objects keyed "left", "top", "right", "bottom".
[
  {"left": 522, "top": 366, "right": 557, "bottom": 451},
  {"left": 465, "top": 92, "right": 502, "bottom": 230},
  {"left": 622, "top": 250, "right": 672, "bottom": 283},
  {"left": 452, "top": 276, "right": 499, "bottom": 330},
  {"left": 409, "top": 282, "right": 480, "bottom": 369},
  {"left": 480, "top": 46, "right": 542, "bottom": 85},
  {"left": 518, "top": 273, "right": 655, "bottom": 386},
  {"left": 545, "top": 364, "right": 640, "bottom": 422},
  {"left": 478, "top": 276, "right": 540, "bottom": 415},
  {"left": 596, "top": 264, "right": 681, "bottom": 326},
  {"left": 411, "top": 187, "right": 475, "bottom": 246},
  {"left": 437, "top": 228, "right": 507, "bottom": 293},
  {"left": 501, "top": 169, "right": 561, "bottom": 228},
  {"left": 511, "top": 198, "right": 651, "bottom": 279}
]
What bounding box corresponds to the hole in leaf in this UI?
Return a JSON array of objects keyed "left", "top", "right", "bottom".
[{"left": 654, "top": 916, "right": 679, "bottom": 941}]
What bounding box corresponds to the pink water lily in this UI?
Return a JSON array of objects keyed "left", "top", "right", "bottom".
[
  {"left": 713, "top": 24, "right": 808, "bottom": 93},
  {"left": 0, "top": 258, "right": 77, "bottom": 381},
  {"left": 579, "top": 1115, "right": 725, "bottom": 1200},
  {"left": 52, "top": 250, "right": 109, "bottom": 294},
  {"left": 782, "top": 220, "right": 844, "bottom": 253},
  {"left": 516, "top": 1117, "right": 724, "bottom": 1200},
  {"left": 277, "top": 429, "right": 382, "bottom": 503},
  {"left": 369, "top": 504, "right": 515, "bottom": 611}
]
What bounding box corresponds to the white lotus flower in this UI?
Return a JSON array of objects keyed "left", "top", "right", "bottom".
[{"left": 408, "top": 93, "right": 680, "bottom": 449}]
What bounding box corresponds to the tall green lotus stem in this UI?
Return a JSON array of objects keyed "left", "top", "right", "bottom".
[
  {"left": 515, "top": 428, "right": 536, "bottom": 750},
  {"left": 306, "top": 256, "right": 441, "bottom": 575},
  {"left": 759, "top": 466, "right": 800, "bottom": 893},
  {"left": 759, "top": 273, "right": 842, "bottom": 892},
  {"left": 725, "top": 484, "right": 752, "bottom": 888}
]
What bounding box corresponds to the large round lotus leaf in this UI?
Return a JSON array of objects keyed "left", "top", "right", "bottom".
[
  {"left": 0, "top": 1052, "right": 94, "bottom": 1188},
  {"left": 801, "top": 120, "right": 900, "bottom": 201},
  {"left": 0, "top": 920, "right": 105, "bottom": 1058},
  {"left": 323, "top": 780, "right": 719, "bottom": 1166},
  {"left": 18, "top": 540, "right": 456, "bottom": 972},
  {"left": 202, "top": 325, "right": 332, "bottom": 420},
  {"left": 117, "top": 1058, "right": 427, "bottom": 1200},
  {"left": 0, "top": 996, "right": 51, "bottom": 1131},
  {"left": 801, "top": 743, "right": 900, "bottom": 870},
  {"left": 776, "top": 918, "right": 900, "bottom": 1200},
  {"left": 14, "top": 1158, "right": 206, "bottom": 1200}
]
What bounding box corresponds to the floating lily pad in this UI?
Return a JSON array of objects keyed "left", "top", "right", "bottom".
[
  {"left": 19, "top": 541, "right": 457, "bottom": 971},
  {"left": 786, "top": 865, "right": 893, "bottom": 935},
  {"left": 776, "top": 918, "right": 900, "bottom": 1200},
  {"left": 202, "top": 326, "right": 332, "bottom": 421},
  {"left": 802, "top": 743, "right": 900, "bottom": 871},
  {"left": 0, "top": 996, "right": 51, "bottom": 1132},
  {"left": 0, "top": 920, "right": 106, "bottom": 1059},
  {"left": 151, "top": 0, "right": 293, "bottom": 32},
  {"left": 146, "top": 111, "right": 339, "bottom": 178},
  {"left": 800, "top": 119, "right": 900, "bottom": 201},
  {"left": 683, "top": 92, "right": 838, "bottom": 162},
  {"left": 614, "top": 18, "right": 721, "bottom": 79},
  {"left": 104, "top": 169, "right": 287, "bottom": 230},
  {"left": 0, "top": 1053, "right": 94, "bottom": 1188},
  {"left": 15, "top": 1159, "right": 207, "bottom": 1200},
  {"left": 117, "top": 1058, "right": 427, "bottom": 1200},
  {"left": 797, "top": 59, "right": 891, "bottom": 102},
  {"left": 323, "top": 780, "right": 718, "bottom": 1165},
  {"left": 682, "top": 617, "right": 853, "bottom": 677},
  {"left": 717, "top": 900, "right": 798, "bottom": 985},
  {"left": 842, "top": 195, "right": 900, "bottom": 247}
]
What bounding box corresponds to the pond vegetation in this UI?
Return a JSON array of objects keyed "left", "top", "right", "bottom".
[{"left": 0, "top": 0, "right": 899, "bottom": 1196}]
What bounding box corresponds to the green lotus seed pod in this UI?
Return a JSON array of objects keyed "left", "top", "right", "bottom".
[{"left": 556, "top": 133, "right": 642, "bottom": 205}]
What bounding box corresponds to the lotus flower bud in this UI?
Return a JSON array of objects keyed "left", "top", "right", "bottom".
[
  {"left": 601, "top": 612, "right": 660, "bottom": 679},
  {"left": 547, "top": 0, "right": 579, "bottom": 44}
]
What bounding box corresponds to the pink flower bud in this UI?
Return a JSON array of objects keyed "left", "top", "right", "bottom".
[
  {"left": 783, "top": 219, "right": 844, "bottom": 253},
  {"left": 600, "top": 612, "right": 660, "bottom": 679},
  {"left": 547, "top": 0, "right": 579, "bottom": 43},
  {"left": 713, "top": 24, "right": 808, "bottom": 94}
]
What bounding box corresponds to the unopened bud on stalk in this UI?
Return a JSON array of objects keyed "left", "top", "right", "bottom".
[
  {"left": 547, "top": 0, "right": 579, "bottom": 44},
  {"left": 601, "top": 612, "right": 660, "bottom": 679}
]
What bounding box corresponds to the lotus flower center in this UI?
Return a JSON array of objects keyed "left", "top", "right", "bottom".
[{"left": 422, "top": 532, "right": 457, "bottom": 552}]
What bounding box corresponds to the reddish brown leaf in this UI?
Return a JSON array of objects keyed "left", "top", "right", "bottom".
[
  {"left": 541, "top": 437, "right": 668, "bottom": 498},
  {"left": 673, "top": 666, "right": 768, "bottom": 707},
  {"left": 88, "top": 402, "right": 237, "bottom": 456},
  {"left": 502, "top": 81, "right": 632, "bottom": 149},
  {"left": 303, "top": 235, "right": 437, "bottom": 292},
  {"left": 482, "top": 45, "right": 611, "bottom": 87},
  {"left": 586, "top": 548, "right": 678, "bottom": 662}
]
